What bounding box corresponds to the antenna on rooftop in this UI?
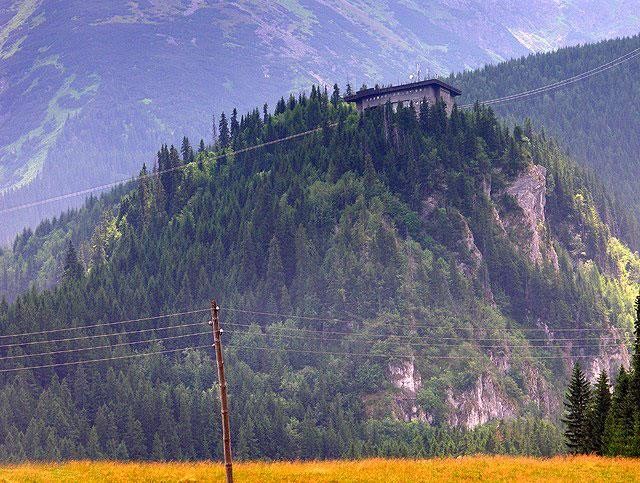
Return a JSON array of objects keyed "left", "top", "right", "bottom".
[{"left": 409, "top": 63, "right": 422, "bottom": 82}]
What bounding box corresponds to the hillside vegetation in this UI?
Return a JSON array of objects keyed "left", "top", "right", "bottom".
[
  {"left": 1, "top": 457, "right": 640, "bottom": 482},
  {"left": 0, "top": 89, "right": 638, "bottom": 460},
  {"left": 450, "top": 34, "right": 640, "bottom": 247},
  {"left": 2, "top": 1, "right": 640, "bottom": 242}
]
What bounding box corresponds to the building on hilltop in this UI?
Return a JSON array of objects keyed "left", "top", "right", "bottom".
[{"left": 343, "top": 79, "right": 461, "bottom": 114}]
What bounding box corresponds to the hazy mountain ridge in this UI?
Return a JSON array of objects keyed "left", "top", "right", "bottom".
[{"left": 2, "top": 0, "right": 640, "bottom": 242}]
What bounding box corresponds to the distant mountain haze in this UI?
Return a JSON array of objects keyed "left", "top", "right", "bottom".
[{"left": 1, "top": 0, "right": 640, "bottom": 243}]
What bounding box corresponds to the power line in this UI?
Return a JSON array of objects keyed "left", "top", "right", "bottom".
[
  {"left": 460, "top": 47, "right": 640, "bottom": 107},
  {"left": 459, "top": 46, "right": 640, "bottom": 108},
  {"left": 221, "top": 306, "right": 356, "bottom": 324},
  {"left": 0, "top": 302, "right": 623, "bottom": 349},
  {"left": 220, "top": 307, "right": 628, "bottom": 334},
  {"left": 0, "top": 330, "right": 209, "bottom": 362},
  {"left": 224, "top": 343, "right": 619, "bottom": 360},
  {"left": 0, "top": 324, "right": 622, "bottom": 365},
  {"left": 5, "top": 45, "right": 640, "bottom": 216},
  {"left": 0, "top": 344, "right": 210, "bottom": 374},
  {"left": 224, "top": 327, "right": 625, "bottom": 348},
  {"left": 0, "top": 307, "right": 209, "bottom": 340},
  {"left": 0, "top": 329, "right": 624, "bottom": 373},
  {"left": 0, "top": 124, "right": 335, "bottom": 216},
  {"left": 222, "top": 322, "right": 622, "bottom": 342},
  {"left": 0, "top": 320, "right": 204, "bottom": 350}
]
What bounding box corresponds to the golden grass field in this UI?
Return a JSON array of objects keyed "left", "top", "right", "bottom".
[{"left": 1, "top": 456, "right": 640, "bottom": 482}]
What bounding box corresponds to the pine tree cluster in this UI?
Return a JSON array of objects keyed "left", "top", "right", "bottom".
[{"left": 563, "top": 294, "right": 640, "bottom": 455}]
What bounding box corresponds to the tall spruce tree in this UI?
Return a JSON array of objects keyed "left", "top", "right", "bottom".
[
  {"left": 218, "top": 112, "right": 230, "bottom": 148},
  {"left": 345, "top": 82, "right": 353, "bottom": 96},
  {"left": 331, "top": 83, "right": 340, "bottom": 107},
  {"left": 632, "top": 293, "right": 640, "bottom": 411},
  {"left": 180, "top": 136, "right": 193, "bottom": 164},
  {"left": 562, "top": 362, "right": 591, "bottom": 454},
  {"left": 62, "top": 241, "right": 83, "bottom": 282},
  {"left": 603, "top": 366, "right": 633, "bottom": 455},
  {"left": 589, "top": 370, "right": 611, "bottom": 455},
  {"left": 230, "top": 108, "right": 240, "bottom": 141},
  {"left": 630, "top": 291, "right": 640, "bottom": 455}
]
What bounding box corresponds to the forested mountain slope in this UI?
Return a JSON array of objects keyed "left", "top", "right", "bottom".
[
  {"left": 3, "top": 0, "right": 640, "bottom": 243},
  {"left": 449, "top": 34, "right": 640, "bottom": 243},
  {"left": 0, "top": 92, "right": 638, "bottom": 460}
]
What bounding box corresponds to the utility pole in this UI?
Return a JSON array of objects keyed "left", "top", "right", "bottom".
[{"left": 209, "top": 300, "right": 233, "bottom": 483}]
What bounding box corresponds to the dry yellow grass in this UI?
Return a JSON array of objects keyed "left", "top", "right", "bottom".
[{"left": 0, "top": 456, "right": 639, "bottom": 482}]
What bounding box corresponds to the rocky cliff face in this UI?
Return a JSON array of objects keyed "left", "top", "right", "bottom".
[
  {"left": 503, "top": 164, "right": 559, "bottom": 269},
  {"left": 521, "top": 362, "right": 558, "bottom": 415},
  {"left": 446, "top": 374, "right": 516, "bottom": 428},
  {"left": 406, "top": 160, "right": 633, "bottom": 429},
  {"left": 587, "top": 325, "right": 631, "bottom": 382},
  {"left": 388, "top": 359, "right": 428, "bottom": 423}
]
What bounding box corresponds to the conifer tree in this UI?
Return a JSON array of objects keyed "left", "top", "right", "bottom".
[
  {"left": 151, "top": 432, "right": 165, "bottom": 461},
  {"left": 604, "top": 366, "right": 633, "bottom": 455},
  {"left": 562, "top": 362, "right": 591, "bottom": 454},
  {"left": 631, "top": 293, "right": 640, "bottom": 410},
  {"left": 181, "top": 136, "right": 194, "bottom": 163},
  {"left": 62, "top": 241, "right": 83, "bottom": 282},
  {"left": 230, "top": 108, "right": 240, "bottom": 141},
  {"left": 218, "top": 112, "right": 230, "bottom": 148},
  {"left": 86, "top": 427, "right": 102, "bottom": 459},
  {"left": 589, "top": 370, "right": 611, "bottom": 454},
  {"left": 345, "top": 82, "right": 353, "bottom": 96},
  {"left": 331, "top": 83, "right": 340, "bottom": 107},
  {"left": 629, "top": 291, "right": 640, "bottom": 455},
  {"left": 287, "top": 93, "right": 296, "bottom": 111},
  {"left": 265, "top": 235, "right": 286, "bottom": 312}
]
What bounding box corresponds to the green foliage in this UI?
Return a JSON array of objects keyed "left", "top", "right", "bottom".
[
  {"left": 589, "top": 370, "right": 610, "bottom": 455},
  {"left": 562, "top": 363, "right": 591, "bottom": 454},
  {"left": 564, "top": 291, "right": 640, "bottom": 456},
  {"left": 451, "top": 34, "right": 640, "bottom": 249},
  {"left": 0, "top": 85, "right": 637, "bottom": 461}
]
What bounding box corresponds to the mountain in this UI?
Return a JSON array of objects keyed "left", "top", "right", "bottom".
[
  {"left": 0, "top": 91, "right": 637, "bottom": 459},
  {"left": 2, "top": 0, "right": 640, "bottom": 243},
  {"left": 449, "top": 34, "right": 640, "bottom": 244}
]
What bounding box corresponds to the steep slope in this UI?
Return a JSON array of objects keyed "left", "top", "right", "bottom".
[
  {"left": 449, "top": 34, "right": 640, "bottom": 246},
  {"left": 0, "top": 93, "right": 637, "bottom": 459},
  {"left": 2, "top": 0, "right": 640, "bottom": 242}
]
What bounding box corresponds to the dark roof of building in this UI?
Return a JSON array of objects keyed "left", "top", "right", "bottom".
[{"left": 343, "top": 79, "right": 462, "bottom": 103}]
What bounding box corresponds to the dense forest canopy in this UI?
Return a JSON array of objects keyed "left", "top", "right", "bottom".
[
  {"left": 449, "top": 34, "right": 640, "bottom": 249},
  {"left": 0, "top": 86, "right": 638, "bottom": 460}
]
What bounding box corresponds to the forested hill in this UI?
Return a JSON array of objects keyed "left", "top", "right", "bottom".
[
  {"left": 3, "top": 1, "right": 640, "bottom": 244},
  {"left": 449, "top": 34, "right": 640, "bottom": 244},
  {"left": 0, "top": 91, "right": 638, "bottom": 460}
]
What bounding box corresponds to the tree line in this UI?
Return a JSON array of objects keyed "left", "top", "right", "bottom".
[
  {"left": 0, "top": 84, "right": 637, "bottom": 461},
  {"left": 564, "top": 293, "right": 640, "bottom": 455}
]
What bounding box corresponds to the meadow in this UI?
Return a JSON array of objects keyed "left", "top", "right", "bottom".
[{"left": 0, "top": 456, "right": 639, "bottom": 482}]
